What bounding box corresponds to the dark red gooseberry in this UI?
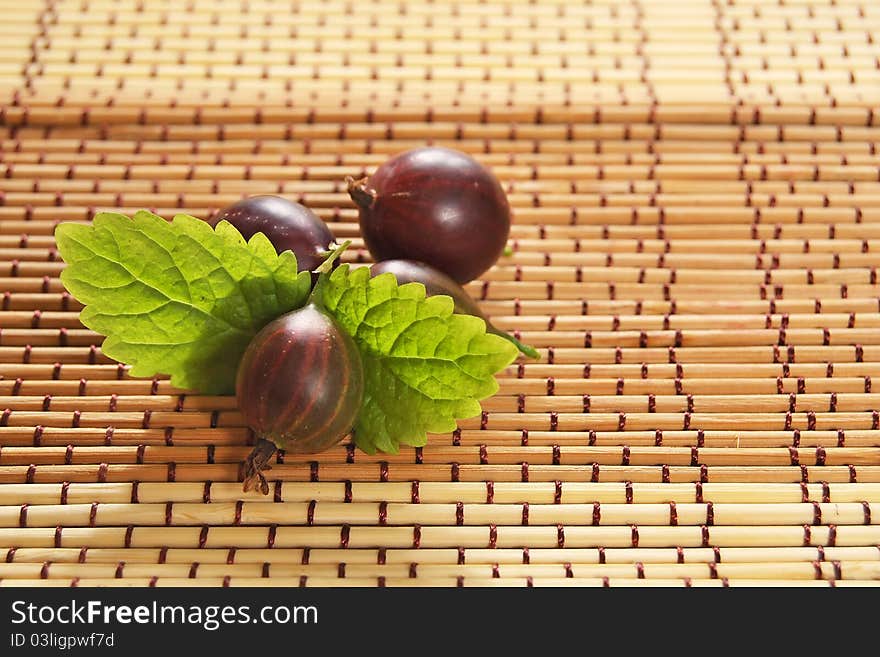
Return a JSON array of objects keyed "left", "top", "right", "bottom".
[
  {"left": 237, "top": 304, "right": 364, "bottom": 493},
  {"left": 348, "top": 147, "right": 510, "bottom": 284},
  {"left": 210, "top": 195, "right": 337, "bottom": 272},
  {"left": 370, "top": 259, "right": 538, "bottom": 359}
]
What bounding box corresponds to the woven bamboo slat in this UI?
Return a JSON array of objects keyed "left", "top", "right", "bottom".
[
  {"left": 1, "top": 577, "right": 873, "bottom": 587},
  {"left": 3, "top": 546, "right": 880, "bottom": 572},
  {"left": 0, "top": 481, "right": 878, "bottom": 504},
  {"left": 0, "top": 500, "right": 876, "bottom": 527},
  {"left": 0, "top": 0, "right": 879, "bottom": 586},
  {"left": 0, "top": 561, "right": 879, "bottom": 582}
]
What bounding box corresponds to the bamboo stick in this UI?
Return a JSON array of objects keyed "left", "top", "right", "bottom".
[
  {"left": 9, "top": 217, "right": 880, "bottom": 249},
  {"left": 0, "top": 463, "right": 876, "bottom": 485},
  {"left": 10, "top": 216, "right": 880, "bottom": 246},
  {"left": 10, "top": 249, "right": 880, "bottom": 276},
  {"left": 6, "top": 163, "right": 880, "bottom": 191},
  {"left": 496, "top": 377, "right": 877, "bottom": 395},
  {"left": 1, "top": 426, "right": 878, "bottom": 449},
  {"left": 2, "top": 196, "right": 879, "bottom": 228},
  {"left": 2, "top": 121, "right": 879, "bottom": 144},
  {"left": 0, "top": 560, "right": 876, "bottom": 581},
  {"left": 10, "top": 325, "right": 880, "bottom": 349},
  {"left": 5, "top": 343, "right": 880, "bottom": 367},
  {"left": 6, "top": 293, "right": 880, "bottom": 316},
  {"left": 3, "top": 141, "right": 879, "bottom": 165},
  {"left": 1, "top": 577, "right": 873, "bottom": 587},
  {"left": 7, "top": 180, "right": 880, "bottom": 209},
  {"left": 3, "top": 391, "right": 880, "bottom": 416},
  {"left": 5, "top": 406, "right": 880, "bottom": 433},
  {"left": 3, "top": 121, "right": 878, "bottom": 144},
  {"left": 0, "top": 523, "right": 875, "bottom": 549},
  {"left": 1, "top": 481, "right": 878, "bottom": 506},
  {"left": 0, "top": 372, "right": 879, "bottom": 397},
  {"left": 2, "top": 138, "right": 877, "bottom": 162},
  {"left": 500, "top": 362, "right": 880, "bottom": 378},
  {"left": 0, "top": 83, "right": 876, "bottom": 109},
  {"left": 0, "top": 500, "right": 875, "bottom": 528},
  {"left": 11, "top": 151, "right": 880, "bottom": 170},
  {"left": 1, "top": 101, "right": 879, "bottom": 129},
  {"left": 2, "top": 545, "right": 878, "bottom": 566},
  {"left": 7, "top": 310, "right": 880, "bottom": 333},
  {"left": 8, "top": 50, "right": 876, "bottom": 79},
  {"left": 3, "top": 426, "right": 879, "bottom": 449},
  {"left": 0, "top": 443, "right": 877, "bottom": 468},
  {"left": 3, "top": 79, "right": 872, "bottom": 109},
  {"left": 8, "top": 275, "right": 880, "bottom": 300}
]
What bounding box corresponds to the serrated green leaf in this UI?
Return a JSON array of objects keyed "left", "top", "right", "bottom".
[
  {"left": 317, "top": 265, "right": 519, "bottom": 453},
  {"left": 55, "top": 211, "right": 312, "bottom": 394}
]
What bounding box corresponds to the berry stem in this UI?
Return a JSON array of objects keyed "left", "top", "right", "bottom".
[
  {"left": 310, "top": 240, "right": 352, "bottom": 309},
  {"left": 489, "top": 327, "right": 540, "bottom": 359},
  {"left": 314, "top": 239, "right": 351, "bottom": 275}
]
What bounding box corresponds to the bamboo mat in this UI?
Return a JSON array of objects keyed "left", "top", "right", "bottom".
[{"left": 0, "top": 0, "right": 879, "bottom": 588}]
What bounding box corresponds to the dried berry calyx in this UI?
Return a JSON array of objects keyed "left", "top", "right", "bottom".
[{"left": 241, "top": 438, "right": 279, "bottom": 496}]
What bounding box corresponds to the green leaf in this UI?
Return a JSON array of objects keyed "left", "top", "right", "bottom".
[
  {"left": 55, "top": 211, "right": 312, "bottom": 394},
  {"left": 317, "top": 265, "right": 519, "bottom": 453}
]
